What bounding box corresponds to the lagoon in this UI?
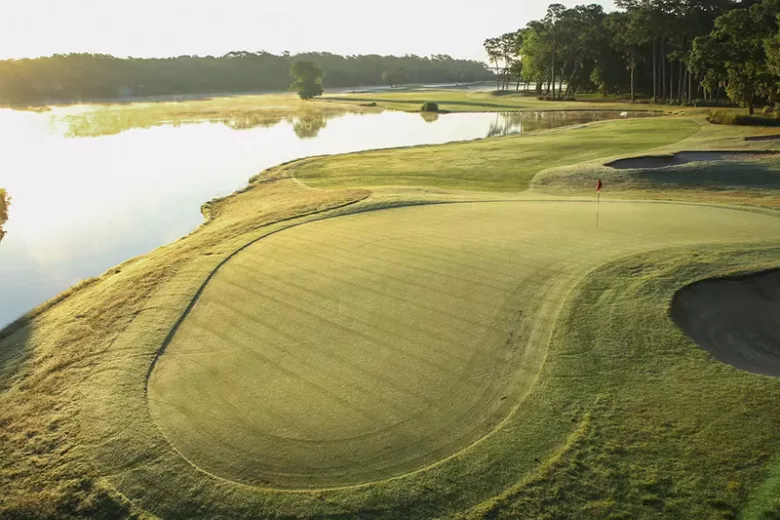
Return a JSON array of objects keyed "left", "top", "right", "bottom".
[{"left": 0, "top": 104, "right": 654, "bottom": 325}]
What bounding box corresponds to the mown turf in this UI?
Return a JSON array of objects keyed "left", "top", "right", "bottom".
[
  {"left": 290, "top": 118, "right": 700, "bottom": 191},
  {"left": 149, "top": 200, "right": 780, "bottom": 491}
]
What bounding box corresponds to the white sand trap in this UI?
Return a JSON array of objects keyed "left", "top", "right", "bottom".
[
  {"left": 607, "top": 151, "right": 777, "bottom": 169},
  {"left": 671, "top": 270, "right": 780, "bottom": 377}
]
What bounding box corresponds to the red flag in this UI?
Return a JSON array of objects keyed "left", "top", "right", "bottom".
[{"left": 596, "top": 179, "right": 603, "bottom": 192}]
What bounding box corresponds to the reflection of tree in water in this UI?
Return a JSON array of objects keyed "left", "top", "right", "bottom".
[
  {"left": 487, "top": 112, "right": 530, "bottom": 137},
  {"left": 291, "top": 113, "right": 328, "bottom": 139},
  {"left": 61, "top": 103, "right": 368, "bottom": 137},
  {"left": 420, "top": 112, "right": 439, "bottom": 123},
  {"left": 486, "top": 111, "right": 641, "bottom": 138},
  {"left": 0, "top": 189, "right": 9, "bottom": 244},
  {"left": 224, "top": 113, "right": 283, "bottom": 130},
  {"left": 487, "top": 112, "right": 512, "bottom": 137}
]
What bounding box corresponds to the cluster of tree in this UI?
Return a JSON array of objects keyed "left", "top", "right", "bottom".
[
  {"left": 0, "top": 189, "right": 9, "bottom": 244},
  {"left": 0, "top": 52, "right": 492, "bottom": 104},
  {"left": 485, "top": 0, "right": 780, "bottom": 112}
]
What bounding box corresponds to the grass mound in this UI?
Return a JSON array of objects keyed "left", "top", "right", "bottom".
[
  {"left": 532, "top": 154, "right": 780, "bottom": 205},
  {"left": 289, "top": 118, "right": 698, "bottom": 191}
]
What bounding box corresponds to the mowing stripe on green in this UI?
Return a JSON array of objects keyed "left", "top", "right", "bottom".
[{"left": 148, "top": 200, "right": 780, "bottom": 488}]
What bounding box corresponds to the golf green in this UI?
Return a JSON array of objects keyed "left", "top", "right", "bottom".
[{"left": 147, "top": 200, "right": 780, "bottom": 489}]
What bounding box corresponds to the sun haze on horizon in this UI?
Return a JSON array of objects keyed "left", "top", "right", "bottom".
[{"left": 0, "top": 0, "right": 615, "bottom": 63}]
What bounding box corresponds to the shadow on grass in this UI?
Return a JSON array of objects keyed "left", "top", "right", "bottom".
[
  {"left": 535, "top": 157, "right": 780, "bottom": 195},
  {"left": 0, "top": 321, "right": 31, "bottom": 392},
  {"left": 630, "top": 159, "right": 780, "bottom": 189},
  {"left": 607, "top": 151, "right": 780, "bottom": 170},
  {"left": 0, "top": 276, "right": 99, "bottom": 392}
]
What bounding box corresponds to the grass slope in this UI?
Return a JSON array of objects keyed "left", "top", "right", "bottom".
[{"left": 291, "top": 118, "right": 699, "bottom": 191}]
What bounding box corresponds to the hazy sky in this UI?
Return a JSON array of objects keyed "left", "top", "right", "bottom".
[{"left": 0, "top": 0, "right": 615, "bottom": 62}]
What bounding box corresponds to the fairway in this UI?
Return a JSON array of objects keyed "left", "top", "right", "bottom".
[
  {"left": 147, "top": 200, "right": 780, "bottom": 489},
  {"left": 290, "top": 118, "right": 699, "bottom": 191}
]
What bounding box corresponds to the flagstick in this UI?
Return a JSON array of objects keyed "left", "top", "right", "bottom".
[{"left": 596, "top": 191, "right": 600, "bottom": 229}]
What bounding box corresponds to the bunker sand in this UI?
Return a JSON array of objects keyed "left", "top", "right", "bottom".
[
  {"left": 606, "top": 151, "right": 778, "bottom": 170},
  {"left": 672, "top": 270, "right": 780, "bottom": 377}
]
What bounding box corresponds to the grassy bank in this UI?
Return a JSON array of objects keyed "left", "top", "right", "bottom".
[
  {"left": 288, "top": 118, "right": 699, "bottom": 191},
  {"left": 3, "top": 111, "right": 780, "bottom": 519},
  {"left": 531, "top": 120, "right": 780, "bottom": 208}
]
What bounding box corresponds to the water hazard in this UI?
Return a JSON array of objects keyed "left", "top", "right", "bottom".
[{"left": 0, "top": 105, "right": 655, "bottom": 325}]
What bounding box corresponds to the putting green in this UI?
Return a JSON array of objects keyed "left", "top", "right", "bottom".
[{"left": 148, "top": 200, "right": 780, "bottom": 489}]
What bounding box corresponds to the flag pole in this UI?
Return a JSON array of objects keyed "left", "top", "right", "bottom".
[
  {"left": 595, "top": 178, "right": 602, "bottom": 230},
  {"left": 596, "top": 191, "right": 600, "bottom": 229}
]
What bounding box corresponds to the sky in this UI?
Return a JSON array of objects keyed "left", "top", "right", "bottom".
[{"left": 0, "top": 0, "right": 615, "bottom": 63}]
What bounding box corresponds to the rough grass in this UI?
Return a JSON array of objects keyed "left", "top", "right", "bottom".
[{"left": 289, "top": 118, "right": 700, "bottom": 191}]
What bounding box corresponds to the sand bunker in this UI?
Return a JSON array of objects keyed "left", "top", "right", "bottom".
[
  {"left": 745, "top": 134, "right": 780, "bottom": 142},
  {"left": 671, "top": 270, "right": 780, "bottom": 377},
  {"left": 607, "top": 151, "right": 777, "bottom": 169}
]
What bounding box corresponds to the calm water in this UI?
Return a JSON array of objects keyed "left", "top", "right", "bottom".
[{"left": 0, "top": 107, "right": 654, "bottom": 325}]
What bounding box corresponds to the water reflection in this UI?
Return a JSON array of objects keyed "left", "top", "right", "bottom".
[
  {"left": 0, "top": 106, "right": 657, "bottom": 325},
  {"left": 223, "top": 113, "right": 284, "bottom": 131},
  {"left": 420, "top": 112, "right": 440, "bottom": 123},
  {"left": 58, "top": 96, "right": 380, "bottom": 138},
  {"left": 486, "top": 110, "right": 657, "bottom": 137},
  {"left": 56, "top": 99, "right": 657, "bottom": 140},
  {"left": 292, "top": 114, "right": 329, "bottom": 139}
]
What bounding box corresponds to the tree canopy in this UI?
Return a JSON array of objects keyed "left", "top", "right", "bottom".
[
  {"left": 0, "top": 52, "right": 492, "bottom": 105},
  {"left": 485, "top": 0, "right": 780, "bottom": 111},
  {"left": 0, "top": 189, "right": 9, "bottom": 244},
  {"left": 290, "top": 61, "right": 324, "bottom": 100}
]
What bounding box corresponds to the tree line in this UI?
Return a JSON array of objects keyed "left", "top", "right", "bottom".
[
  {"left": 0, "top": 52, "right": 493, "bottom": 104},
  {"left": 485, "top": 0, "right": 780, "bottom": 113}
]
